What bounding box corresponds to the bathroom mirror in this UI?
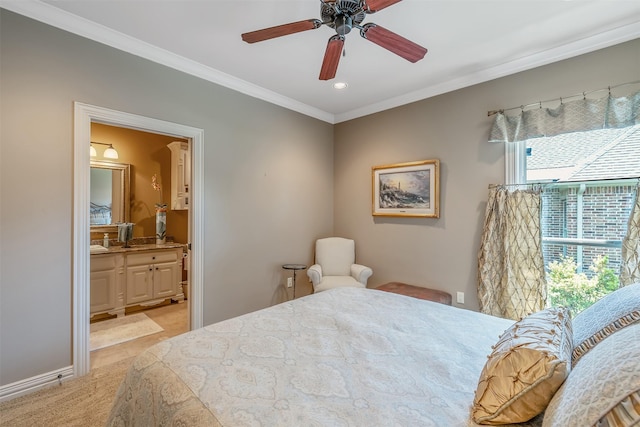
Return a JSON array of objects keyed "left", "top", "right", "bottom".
[{"left": 90, "top": 160, "right": 130, "bottom": 232}]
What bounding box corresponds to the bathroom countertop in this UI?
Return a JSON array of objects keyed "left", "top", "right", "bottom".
[{"left": 90, "top": 242, "right": 186, "bottom": 255}]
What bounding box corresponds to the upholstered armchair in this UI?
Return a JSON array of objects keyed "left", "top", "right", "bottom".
[{"left": 307, "top": 237, "right": 373, "bottom": 293}]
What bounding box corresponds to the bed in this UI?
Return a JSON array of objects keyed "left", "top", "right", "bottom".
[{"left": 106, "top": 285, "right": 640, "bottom": 426}]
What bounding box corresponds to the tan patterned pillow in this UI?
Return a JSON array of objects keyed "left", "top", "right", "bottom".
[
  {"left": 472, "top": 308, "right": 573, "bottom": 425},
  {"left": 571, "top": 283, "right": 640, "bottom": 365}
]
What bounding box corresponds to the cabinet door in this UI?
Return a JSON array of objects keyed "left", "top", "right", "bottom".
[
  {"left": 126, "top": 264, "right": 154, "bottom": 304},
  {"left": 153, "top": 261, "right": 179, "bottom": 298},
  {"left": 167, "top": 141, "right": 189, "bottom": 210},
  {"left": 90, "top": 270, "right": 117, "bottom": 313}
]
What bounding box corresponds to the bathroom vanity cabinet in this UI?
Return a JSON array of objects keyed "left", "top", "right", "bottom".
[
  {"left": 90, "top": 246, "right": 184, "bottom": 318},
  {"left": 126, "top": 249, "right": 183, "bottom": 305},
  {"left": 90, "top": 253, "right": 125, "bottom": 317}
]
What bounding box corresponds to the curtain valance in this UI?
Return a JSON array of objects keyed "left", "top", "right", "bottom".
[{"left": 489, "top": 89, "right": 640, "bottom": 143}]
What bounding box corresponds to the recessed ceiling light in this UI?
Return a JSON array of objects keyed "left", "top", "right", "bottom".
[{"left": 333, "top": 82, "right": 348, "bottom": 90}]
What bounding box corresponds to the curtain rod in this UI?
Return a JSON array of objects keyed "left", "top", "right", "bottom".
[
  {"left": 489, "top": 177, "right": 640, "bottom": 189},
  {"left": 487, "top": 80, "right": 640, "bottom": 117},
  {"left": 488, "top": 183, "right": 547, "bottom": 189}
]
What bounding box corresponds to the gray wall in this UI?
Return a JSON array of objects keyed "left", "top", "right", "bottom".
[
  {"left": 0, "top": 11, "right": 333, "bottom": 386},
  {"left": 1, "top": 8, "right": 638, "bottom": 388},
  {"left": 333, "top": 38, "right": 640, "bottom": 311}
]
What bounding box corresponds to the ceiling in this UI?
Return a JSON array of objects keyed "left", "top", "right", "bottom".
[{"left": 3, "top": 1, "right": 640, "bottom": 123}]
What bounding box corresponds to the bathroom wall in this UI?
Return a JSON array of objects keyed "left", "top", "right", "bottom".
[{"left": 90, "top": 123, "right": 189, "bottom": 243}]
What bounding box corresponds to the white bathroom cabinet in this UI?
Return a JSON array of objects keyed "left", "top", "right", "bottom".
[
  {"left": 167, "top": 141, "right": 190, "bottom": 210},
  {"left": 90, "top": 247, "right": 184, "bottom": 318},
  {"left": 125, "top": 249, "right": 183, "bottom": 305},
  {"left": 90, "top": 253, "right": 125, "bottom": 317}
]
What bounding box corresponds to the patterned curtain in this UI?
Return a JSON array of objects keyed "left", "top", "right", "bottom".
[
  {"left": 478, "top": 186, "right": 546, "bottom": 320},
  {"left": 620, "top": 185, "right": 640, "bottom": 286},
  {"left": 489, "top": 89, "right": 640, "bottom": 143}
]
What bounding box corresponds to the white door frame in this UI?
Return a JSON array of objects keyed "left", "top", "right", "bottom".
[{"left": 73, "top": 102, "right": 204, "bottom": 376}]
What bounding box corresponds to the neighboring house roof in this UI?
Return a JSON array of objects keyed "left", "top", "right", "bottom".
[{"left": 526, "top": 125, "right": 640, "bottom": 182}]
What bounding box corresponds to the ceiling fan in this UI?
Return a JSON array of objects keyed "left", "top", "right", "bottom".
[{"left": 241, "top": 0, "right": 427, "bottom": 81}]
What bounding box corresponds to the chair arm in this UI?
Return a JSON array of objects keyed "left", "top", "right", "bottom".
[
  {"left": 307, "top": 264, "right": 322, "bottom": 286},
  {"left": 351, "top": 264, "right": 373, "bottom": 285}
]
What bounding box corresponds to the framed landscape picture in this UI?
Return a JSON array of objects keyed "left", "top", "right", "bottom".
[{"left": 372, "top": 159, "right": 440, "bottom": 218}]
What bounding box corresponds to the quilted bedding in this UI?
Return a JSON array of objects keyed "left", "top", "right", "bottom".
[{"left": 107, "top": 287, "right": 543, "bottom": 426}]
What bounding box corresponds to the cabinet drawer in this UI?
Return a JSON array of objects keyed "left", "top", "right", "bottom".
[
  {"left": 126, "top": 250, "right": 178, "bottom": 266},
  {"left": 91, "top": 254, "right": 120, "bottom": 272}
]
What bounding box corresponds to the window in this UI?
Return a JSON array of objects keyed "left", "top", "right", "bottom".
[{"left": 507, "top": 124, "right": 640, "bottom": 313}]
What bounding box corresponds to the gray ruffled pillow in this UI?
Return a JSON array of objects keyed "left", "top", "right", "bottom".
[
  {"left": 543, "top": 322, "right": 640, "bottom": 427},
  {"left": 571, "top": 283, "right": 640, "bottom": 365}
]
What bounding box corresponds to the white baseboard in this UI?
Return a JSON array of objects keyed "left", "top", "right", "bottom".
[{"left": 0, "top": 365, "right": 74, "bottom": 403}]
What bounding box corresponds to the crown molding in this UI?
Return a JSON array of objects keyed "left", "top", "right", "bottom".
[
  {"left": 2, "top": 1, "right": 639, "bottom": 125},
  {"left": 334, "top": 20, "right": 640, "bottom": 123},
  {"left": 0, "top": 0, "right": 336, "bottom": 124}
]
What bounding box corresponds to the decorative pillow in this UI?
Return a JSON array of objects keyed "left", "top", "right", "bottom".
[
  {"left": 472, "top": 307, "right": 573, "bottom": 425},
  {"left": 597, "top": 391, "right": 640, "bottom": 427},
  {"left": 572, "top": 283, "right": 640, "bottom": 365},
  {"left": 542, "top": 321, "right": 640, "bottom": 427}
]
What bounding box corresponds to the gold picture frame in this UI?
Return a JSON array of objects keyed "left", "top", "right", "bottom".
[{"left": 372, "top": 159, "right": 440, "bottom": 218}]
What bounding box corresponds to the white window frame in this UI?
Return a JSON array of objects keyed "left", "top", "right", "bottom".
[{"left": 505, "top": 140, "right": 527, "bottom": 186}]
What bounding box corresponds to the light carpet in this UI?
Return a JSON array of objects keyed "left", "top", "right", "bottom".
[
  {"left": 90, "top": 313, "right": 163, "bottom": 351},
  {"left": 0, "top": 356, "right": 133, "bottom": 427}
]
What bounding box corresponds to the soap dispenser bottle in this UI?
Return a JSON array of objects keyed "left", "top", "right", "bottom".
[{"left": 103, "top": 233, "right": 109, "bottom": 248}]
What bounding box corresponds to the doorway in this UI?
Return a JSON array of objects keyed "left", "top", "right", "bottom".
[
  {"left": 89, "top": 123, "right": 189, "bottom": 368},
  {"left": 73, "top": 103, "right": 204, "bottom": 377}
]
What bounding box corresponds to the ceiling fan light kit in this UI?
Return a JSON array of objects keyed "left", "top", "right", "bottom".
[{"left": 241, "top": 0, "right": 427, "bottom": 81}]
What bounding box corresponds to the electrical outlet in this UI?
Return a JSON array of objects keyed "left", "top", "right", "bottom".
[
  {"left": 456, "top": 292, "right": 465, "bottom": 304},
  {"left": 287, "top": 277, "right": 293, "bottom": 288}
]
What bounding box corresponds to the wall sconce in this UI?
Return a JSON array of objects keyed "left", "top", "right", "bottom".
[{"left": 90, "top": 142, "right": 119, "bottom": 159}]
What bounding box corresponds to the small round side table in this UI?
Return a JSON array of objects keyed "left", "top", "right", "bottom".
[{"left": 282, "top": 264, "right": 307, "bottom": 299}]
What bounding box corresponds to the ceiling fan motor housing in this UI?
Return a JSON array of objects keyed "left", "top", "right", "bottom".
[
  {"left": 322, "top": 0, "right": 366, "bottom": 35},
  {"left": 335, "top": 15, "right": 353, "bottom": 34}
]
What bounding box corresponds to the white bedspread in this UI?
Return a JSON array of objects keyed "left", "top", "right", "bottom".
[{"left": 107, "top": 287, "right": 543, "bottom": 426}]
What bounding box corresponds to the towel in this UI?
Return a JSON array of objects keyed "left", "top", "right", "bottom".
[
  {"left": 117, "top": 223, "right": 134, "bottom": 243},
  {"left": 90, "top": 244, "right": 109, "bottom": 253}
]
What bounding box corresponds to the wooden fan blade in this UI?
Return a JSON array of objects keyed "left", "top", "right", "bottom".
[
  {"left": 319, "top": 36, "right": 344, "bottom": 81},
  {"left": 361, "top": 23, "right": 427, "bottom": 63},
  {"left": 365, "top": 0, "right": 402, "bottom": 13},
  {"left": 242, "top": 19, "right": 321, "bottom": 43}
]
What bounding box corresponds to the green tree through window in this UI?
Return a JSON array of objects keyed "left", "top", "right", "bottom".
[{"left": 547, "top": 255, "right": 619, "bottom": 314}]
